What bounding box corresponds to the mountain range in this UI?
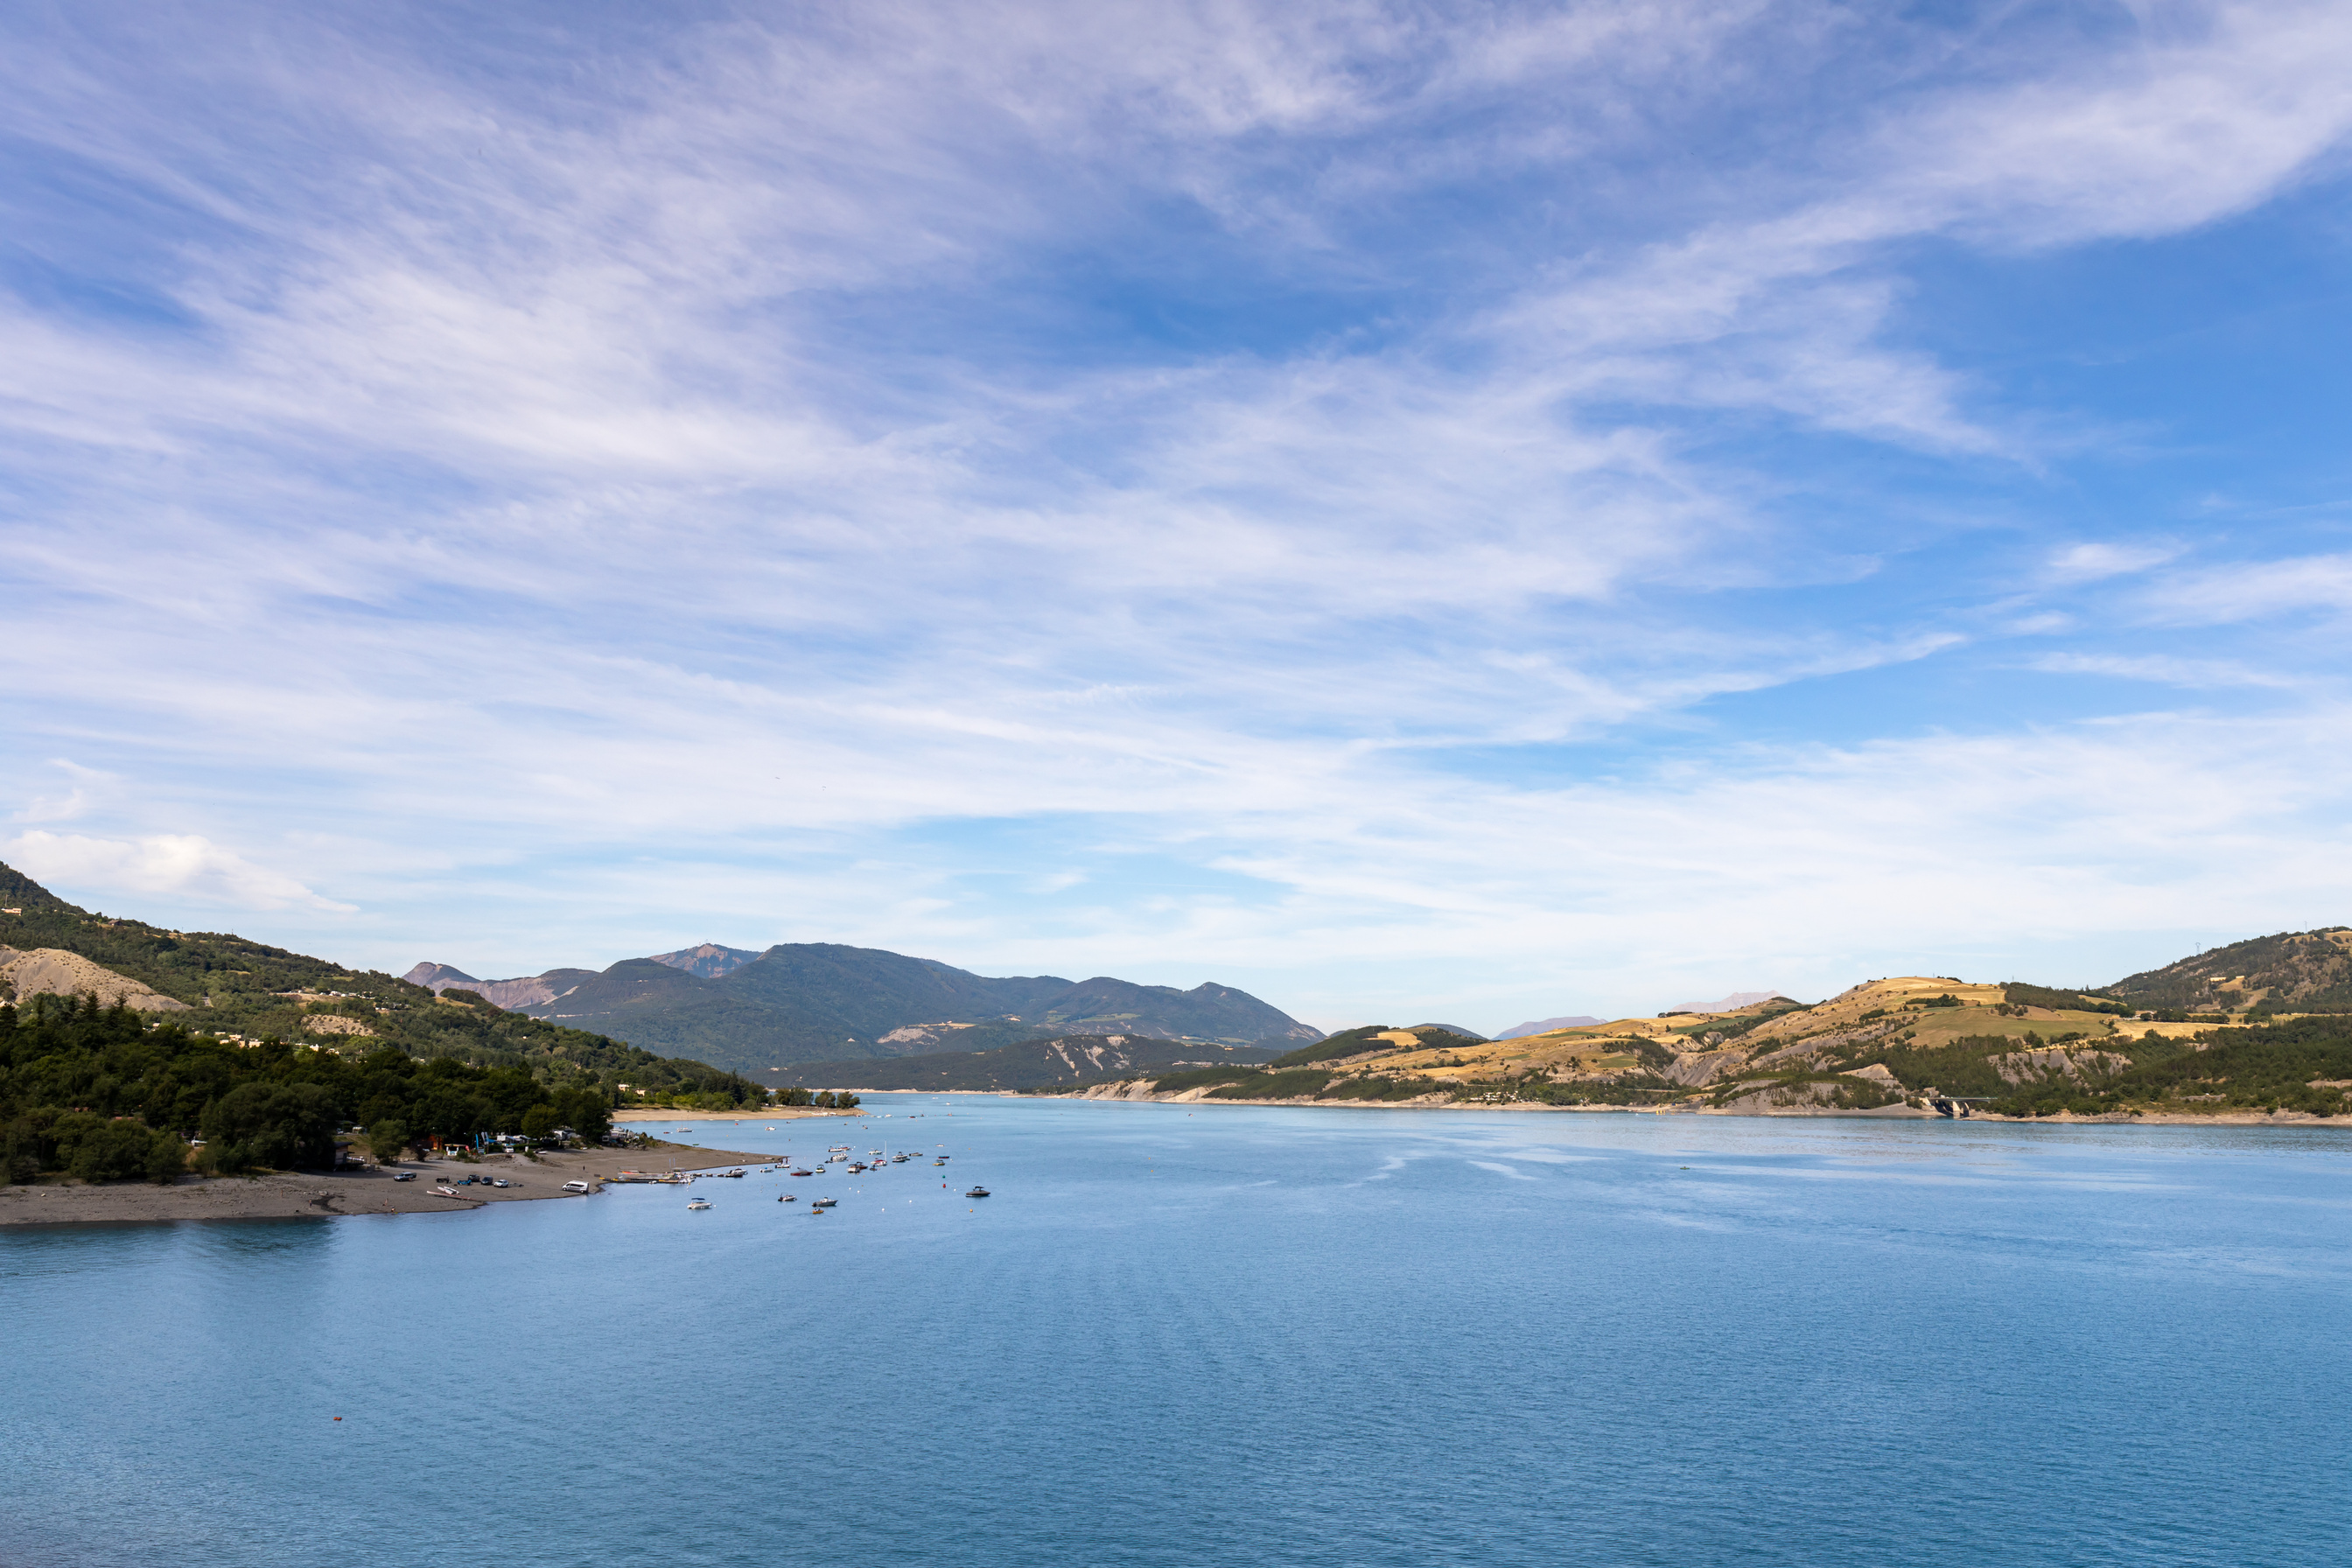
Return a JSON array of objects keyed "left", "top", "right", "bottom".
[
  {"left": 402, "top": 943, "right": 1320, "bottom": 1074},
  {"left": 783, "top": 1032, "right": 1281, "bottom": 1093}
]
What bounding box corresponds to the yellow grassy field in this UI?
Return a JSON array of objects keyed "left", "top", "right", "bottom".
[
  {"left": 1322, "top": 974, "right": 2268, "bottom": 1093},
  {"left": 1343, "top": 1029, "right": 1645, "bottom": 1085}
]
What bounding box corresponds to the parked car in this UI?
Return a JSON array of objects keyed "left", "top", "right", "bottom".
[{"left": 391, "top": 1172, "right": 416, "bottom": 1182}]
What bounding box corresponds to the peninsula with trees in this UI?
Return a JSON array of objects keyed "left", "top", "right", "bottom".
[{"left": 0, "top": 862, "right": 850, "bottom": 1207}]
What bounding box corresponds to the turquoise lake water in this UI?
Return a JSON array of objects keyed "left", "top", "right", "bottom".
[{"left": 6, "top": 1098, "right": 2350, "bottom": 1566}]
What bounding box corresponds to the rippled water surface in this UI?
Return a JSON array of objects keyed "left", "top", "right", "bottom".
[{"left": 7, "top": 1100, "right": 2351, "bottom": 1566}]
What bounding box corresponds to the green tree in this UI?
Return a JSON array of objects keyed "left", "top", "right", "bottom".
[
  {"left": 200, "top": 1082, "right": 338, "bottom": 1170},
  {"left": 64, "top": 1117, "right": 178, "bottom": 1184},
  {"left": 520, "top": 1104, "right": 557, "bottom": 1141},
  {"left": 552, "top": 1086, "right": 611, "bottom": 1143},
  {"left": 144, "top": 1130, "right": 186, "bottom": 1184},
  {"left": 368, "top": 1119, "right": 409, "bottom": 1164}
]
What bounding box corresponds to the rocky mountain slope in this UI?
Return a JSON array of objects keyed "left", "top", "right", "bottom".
[
  {"left": 402, "top": 942, "right": 1320, "bottom": 1074},
  {"left": 648, "top": 943, "right": 760, "bottom": 978}
]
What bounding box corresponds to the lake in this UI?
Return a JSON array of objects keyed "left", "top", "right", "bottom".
[{"left": 6, "top": 1098, "right": 2349, "bottom": 1566}]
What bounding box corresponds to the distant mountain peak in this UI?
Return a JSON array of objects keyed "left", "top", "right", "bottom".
[
  {"left": 646, "top": 942, "right": 761, "bottom": 979},
  {"left": 1494, "top": 1014, "right": 1604, "bottom": 1040},
  {"left": 1667, "top": 990, "right": 1782, "bottom": 1016},
  {"left": 400, "top": 961, "right": 595, "bottom": 1012}
]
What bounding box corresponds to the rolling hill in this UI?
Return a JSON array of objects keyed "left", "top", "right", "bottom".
[
  {"left": 1041, "top": 934, "right": 2352, "bottom": 1121},
  {"left": 402, "top": 942, "right": 1320, "bottom": 1074},
  {"left": 1493, "top": 1014, "right": 1601, "bottom": 1040},
  {"left": 2104, "top": 928, "right": 2352, "bottom": 1015}
]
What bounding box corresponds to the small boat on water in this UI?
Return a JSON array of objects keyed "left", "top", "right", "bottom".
[
  {"left": 848, "top": 1162, "right": 868, "bottom": 1172},
  {"left": 778, "top": 1194, "right": 795, "bottom": 1202},
  {"left": 814, "top": 1196, "right": 837, "bottom": 1208},
  {"left": 686, "top": 1198, "right": 711, "bottom": 1210},
  {"left": 965, "top": 1186, "right": 990, "bottom": 1199},
  {"left": 789, "top": 1168, "right": 813, "bottom": 1177}
]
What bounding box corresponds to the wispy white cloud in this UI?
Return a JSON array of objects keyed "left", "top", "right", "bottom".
[
  {"left": 10, "top": 760, "right": 111, "bottom": 825},
  {"left": 2138, "top": 554, "right": 2352, "bottom": 624},
  {"left": 2, "top": 830, "right": 355, "bottom": 914},
  {"left": 2047, "top": 542, "right": 2182, "bottom": 584},
  {"left": 0, "top": 2, "right": 2348, "bottom": 1016},
  {"left": 2027, "top": 652, "right": 2298, "bottom": 690}
]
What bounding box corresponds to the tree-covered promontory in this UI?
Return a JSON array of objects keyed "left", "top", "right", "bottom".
[{"left": 0, "top": 994, "right": 766, "bottom": 1183}]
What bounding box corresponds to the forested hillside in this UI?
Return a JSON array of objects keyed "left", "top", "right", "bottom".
[
  {"left": 421, "top": 939, "right": 1323, "bottom": 1070},
  {"left": 0, "top": 864, "right": 779, "bottom": 1184},
  {"left": 0, "top": 996, "right": 621, "bottom": 1183},
  {"left": 2104, "top": 928, "right": 2352, "bottom": 1015}
]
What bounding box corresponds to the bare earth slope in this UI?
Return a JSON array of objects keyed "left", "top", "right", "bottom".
[{"left": 0, "top": 947, "right": 189, "bottom": 1011}]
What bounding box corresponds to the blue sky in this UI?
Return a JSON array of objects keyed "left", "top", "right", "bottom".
[{"left": 4, "top": 1, "right": 2351, "bottom": 1032}]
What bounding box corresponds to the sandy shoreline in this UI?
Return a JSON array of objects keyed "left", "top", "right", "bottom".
[{"left": 0, "top": 1141, "right": 772, "bottom": 1227}]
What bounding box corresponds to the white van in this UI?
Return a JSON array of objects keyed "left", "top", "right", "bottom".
[{"left": 562, "top": 1180, "right": 593, "bottom": 1194}]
